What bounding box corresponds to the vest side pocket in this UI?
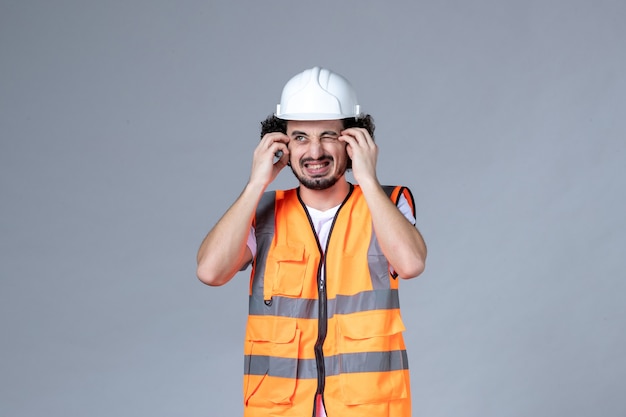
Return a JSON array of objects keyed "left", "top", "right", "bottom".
[
  {"left": 244, "top": 316, "right": 300, "bottom": 406},
  {"left": 336, "top": 310, "right": 408, "bottom": 405}
]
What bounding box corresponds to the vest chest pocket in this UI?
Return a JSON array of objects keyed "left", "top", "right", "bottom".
[
  {"left": 244, "top": 316, "right": 301, "bottom": 406},
  {"left": 336, "top": 310, "right": 409, "bottom": 405},
  {"left": 266, "top": 244, "right": 308, "bottom": 297}
]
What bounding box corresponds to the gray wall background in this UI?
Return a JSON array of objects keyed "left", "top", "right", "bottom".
[{"left": 1, "top": 1, "right": 624, "bottom": 416}]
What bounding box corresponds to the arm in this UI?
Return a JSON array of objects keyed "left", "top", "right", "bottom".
[
  {"left": 196, "top": 132, "right": 290, "bottom": 286},
  {"left": 339, "top": 128, "right": 427, "bottom": 279}
]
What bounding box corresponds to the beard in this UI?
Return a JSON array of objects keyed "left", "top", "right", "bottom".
[{"left": 290, "top": 156, "right": 347, "bottom": 190}]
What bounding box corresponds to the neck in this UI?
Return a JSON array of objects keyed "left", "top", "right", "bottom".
[{"left": 298, "top": 178, "right": 351, "bottom": 211}]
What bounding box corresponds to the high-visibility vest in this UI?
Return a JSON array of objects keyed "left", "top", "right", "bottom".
[{"left": 244, "top": 184, "right": 415, "bottom": 417}]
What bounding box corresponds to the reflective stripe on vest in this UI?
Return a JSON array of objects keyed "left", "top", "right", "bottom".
[{"left": 245, "top": 349, "right": 409, "bottom": 378}]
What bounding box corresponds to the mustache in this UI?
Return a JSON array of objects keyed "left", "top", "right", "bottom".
[{"left": 300, "top": 155, "right": 334, "bottom": 165}]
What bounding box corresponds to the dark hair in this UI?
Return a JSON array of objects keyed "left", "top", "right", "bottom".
[
  {"left": 259, "top": 114, "right": 376, "bottom": 170},
  {"left": 259, "top": 115, "right": 288, "bottom": 138}
]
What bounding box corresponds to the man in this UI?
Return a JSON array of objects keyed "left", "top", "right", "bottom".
[{"left": 197, "top": 66, "right": 427, "bottom": 417}]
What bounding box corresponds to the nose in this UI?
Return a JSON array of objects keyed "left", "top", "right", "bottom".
[{"left": 308, "top": 139, "right": 324, "bottom": 159}]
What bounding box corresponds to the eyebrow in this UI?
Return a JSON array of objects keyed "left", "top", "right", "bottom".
[{"left": 289, "top": 130, "right": 339, "bottom": 137}]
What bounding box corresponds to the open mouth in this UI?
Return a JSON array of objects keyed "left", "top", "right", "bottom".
[{"left": 303, "top": 158, "right": 332, "bottom": 176}]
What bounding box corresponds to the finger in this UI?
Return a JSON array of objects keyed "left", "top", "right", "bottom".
[
  {"left": 273, "top": 148, "right": 291, "bottom": 169},
  {"left": 271, "top": 140, "right": 289, "bottom": 156},
  {"left": 279, "top": 149, "right": 290, "bottom": 165},
  {"left": 339, "top": 132, "right": 362, "bottom": 148},
  {"left": 259, "top": 135, "right": 289, "bottom": 158},
  {"left": 273, "top": 145, "right": 290, "bottom": 160},
  {"left": 261, "top": 132, "right": 290, "bottom": 148},
  {"left": 341, "top": 128, "right": 374, "bottom": 147},
  {"left": 338, "top": 132, "right": 359, "bottom": 146}
]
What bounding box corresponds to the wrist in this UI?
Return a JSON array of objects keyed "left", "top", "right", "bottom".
[
  {"left": 354, "top": 175, "right": 380, "bottom": 190},
  {"left": 244, "top": 179, "right": 268, "bottom": 196}
]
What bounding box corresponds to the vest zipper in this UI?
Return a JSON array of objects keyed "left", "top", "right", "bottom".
[
  {"left": 298, "top": 184, "right": 354, "bottom": 417},
  {"left": 313, "top": 252, "right": 327, "bottom": 413}
]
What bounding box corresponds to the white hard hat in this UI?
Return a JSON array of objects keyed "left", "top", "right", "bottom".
[{"left": 275, "top": 66, "right": 361, "bottom": 120}]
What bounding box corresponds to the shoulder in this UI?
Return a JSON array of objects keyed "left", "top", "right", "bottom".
[
  {"left": 381, "top": 185, "right": 415, "bottom": 217},
  {"left": 255, "top": 187, "right": 299, "bottom": 223},
  {"left": 380, "top": 185, "right": 413, "bottom": 202}
]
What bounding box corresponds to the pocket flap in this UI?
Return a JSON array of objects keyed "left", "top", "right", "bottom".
[
  {"left": 337, "top": 310, "right": 406, "bottom": 340},
  {"left": 247, "top": 316, "right": 298, "bottom": 343},
  {"left": 271, "top": 244, "right": 305, "bottom": 262}
]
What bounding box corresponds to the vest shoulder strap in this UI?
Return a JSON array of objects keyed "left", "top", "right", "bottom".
[
  {"left": 256, "top": 186, "right": 416, "bottom": 226},
  {"left": 254, "top": 191, "right": 276, "bottom": 233},
  {"left": 382, "top": 185, "right": 416, "bottom": 218}
]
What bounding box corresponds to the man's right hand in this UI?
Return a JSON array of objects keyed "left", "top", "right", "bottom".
[{"left": 250, "top": 132, "right": 290, "bottom": 187}]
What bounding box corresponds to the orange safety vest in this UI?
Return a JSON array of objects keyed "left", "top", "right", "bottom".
[{"left": 244, "top": 184, "right": 415, "bottom": 417}]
